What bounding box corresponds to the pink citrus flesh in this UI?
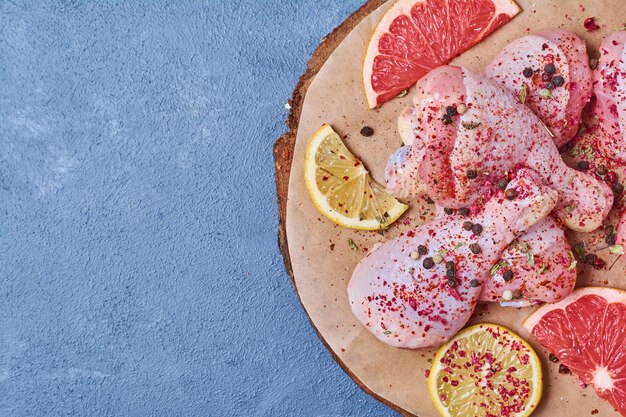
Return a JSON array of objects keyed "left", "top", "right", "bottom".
[{"left": 524, "top": 287, "right": 626, "bottom": 415}]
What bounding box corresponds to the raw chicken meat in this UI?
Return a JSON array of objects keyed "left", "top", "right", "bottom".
[
  {"left": 594, "top": 31, "right": 626, "bottom": 163},
  {"left": 485, "top": 30, "right": 592, "bottom": 146},
  {"left": 389, "top": 65, "right": 612, "bottom": 232},
  {"left": 478, "top": 216, "right": 576, "bottom": 306},
  {"left": 348, "top": 169, "right": 558, "bottom": 349},
  {"left": 434, "top": 205, "right": 576, "bottom": 306}
]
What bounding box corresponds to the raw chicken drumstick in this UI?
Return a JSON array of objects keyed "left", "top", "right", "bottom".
[
  {"left": 434, "top": 206, "right": 576, "bottom": 306},
  {"left": 485, "top": 30, "right": 592, "bottom": 146},
  {"left": 348, "top": 169, "right": 558, "bottom": 349},
  {"left": 387, "top": 65, "right": 612, "bottom": 232}
]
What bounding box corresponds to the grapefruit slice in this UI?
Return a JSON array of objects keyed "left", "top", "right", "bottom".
[
  {"left": 524, "top": 287, "right": 626, "bottom": 415},
  {"left": 363, "top": 0, "right": 521, "bottom": 108}
]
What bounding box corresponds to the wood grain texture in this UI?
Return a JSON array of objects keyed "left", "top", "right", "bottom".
[{"left": 272, "top": 1, "right": 415, "bottom": 415}]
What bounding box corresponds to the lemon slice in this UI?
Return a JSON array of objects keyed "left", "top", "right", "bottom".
[
  {"left": 304, "top": 124, "right": 408, "bottom": 230},
  {"left": 429, "top": 323, "right": 543, "bottom": 417}
]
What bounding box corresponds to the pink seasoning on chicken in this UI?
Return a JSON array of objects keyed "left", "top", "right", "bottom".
[
  {"left": 593, "top": 31, "right": 626, "bottom": 245},
  {"left": 388, "top": 65, "right": 612, "bottom": 232},
  {"left": 485, "top": 30, "right": 593, "bottom": 147},
  {"left": 348, "top": 169, "right": 558, "bottom": 349}
]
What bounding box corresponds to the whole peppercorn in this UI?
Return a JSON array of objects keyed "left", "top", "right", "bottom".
[
  {"left": 469, "top": 243, "right": 482, "bottom": 254},
  {"left": 505, "top": 188, "right": 519, "bottom": 200},
  {"left": 542, "top": 72, "right": 552, "bottom": 82},
  {"left": 545, "top": 63, "right": 556, "bottom": 74},
  {"left": 497, "top": 177, "right": 509, "bottom": 190},
  {"left": 552, "top": 75, "right": 565, "bottom": 87},
  {"left": 502, "top": 269, "right": 514, "bottom": 282},
  {"left": 513, "top": 289, "right": 523, "bottom": 299},
  {"left": 463, "top": 221, "right": 473, "bottom": 231},
  {"left": 522, "top": 67, "right": 533, "bottom": 78},
  {"left": 549, "top": 353, "right": 559, "bottom": 363},
  {"left": 612, "top": 183, "right": 624, "bottom": 194},
  {"left": 605, "top": 225, "right": 615, "bottom": 236},
  {"left": 456, "top": 104, "right": 467, "bottom": 114},
  {"left": 584, "top": 253, "right": 598, "bottom": 264},
  {"left": 423, "top": 257, "right": 435, "bottom": 269},
  {"left": 447, "top": 278, "right": 458, "bottom": 289},
  {"left": 446, "top": 268, "right": 456, "bottom": 278},
  {"left": 458, "top": 207, "right": 470, "bottom": 217},
  {"left": 606, "top": 234, "right": 616, "bottom": 245},
  {"left": 360, "top": 126, "right": 374, "bottom": 137},
  {"left": 472, "top": 223, "right": 483, "bottom": 235},
  {"left": 446, "top": 106, "right": 458, "bottom": 117},
  {"left": 444, "top": 208, "right": 454, "bottom": 215},
  {"left": 546, "top": 82, "right": 556, "bottom": 90},
  {"left": 470, "top": 279, "right": 481, "bottom": 287},
  {"left": 445, "top": 261, "right": 455, "bottom": 270},
  {"left": 559, "top": 364, "right": 570, "bottom": 374},
  {"left": 606, "top": 171, "right": 618, "bottom": 184},
  {"left": 596, "top": 165, "right": 608, "bottom": 175},
  {"left": 467, "top": 169, "right": 478, "bottom": 179},
  {"left": 418, "top": 245, "right": 428, "bottom": 255},
  {"left": 577, "top": 160, "right": 590, "bottom": 171},
  {"left": 442, "top": 114, "right": 453, "bottom": 125},
  {"left": 593, "top": 258, "right": 606, "bottom": 270}
]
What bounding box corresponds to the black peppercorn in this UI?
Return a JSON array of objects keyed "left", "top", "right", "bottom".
[
  {"left": 612, "top": 183, "right": 624, "bottom": 194},
  {"left": 605, "top": 225, "right": 615, "bottom": 236},
  {"left": 418, "top": 245, "right": 428, "bottom": 255},
  {"left": 446, "top": 268, "right": 456, "bottom": 278},
  {"left": 503, "top": 269, "right": 514, "bottom": 282},
  {"left": 552, "top": 75, "right": 565, "bottom": 87},
  {"left": 559, "top": 364, "right": 570, "bottom": 374},
  {"left": 360, "top": 126, "right": 374, "bottom": 137},
  {"left": 459, "top": 207, "right": 470, "bottom": 217},
  {"left": 467, "top": 169, "right": 478, "bottom": 179},
  {"left": 545, "top": 63, "right": 556, "bottom": 74},
  {"left": 513, "top": 289, "right": 523, "bottom": 299},
  {"left": 522, "top": 67, "right": 533, "bottom": 78},
  {"left": 578, "top": 160, "right": 590, "bottom": 171},
  {"left": 446, "top": 106, "right": 457, "bottom": 117},
  {"left": 470, "top": 279, "right": 480, "bottom": 287},
  {"left": 545, "top": 82, "right": 555, "bottom": 90},
  {"left": 548, "top": 353, "right": 559, "bottom": 363},
  {"left": 472, "top": 223, "right": 483, "bottom": 235},
  {"left": 445, "top": 261, "right": 455, "bottom": 270},
  {"left": 584, "top": 253, "right": 598, "bottom": 264},
  {"left": 497, "top": 177, "right": 509, "bottom": 190},
  {"left": 447, "top": 278, "right": 458, "bottom": 288},
  {"left": 423, "top": 257, "right": 435, "bottom": 269},
  {"left": 505, "top": 188, "right": 519, "bottom": 200},
  {"left": 444, "top": 208, "right": 454, "bottom": 215},
  {"left": 463, "top": 221, "right": 473, "bottom": 231},
  {"left": 442, "top": 114, "right": 453, "bottom": 125},
  {"left": 469, "top": 243, "right": 482, "bottom": 254},
  {"left": 542, "top": 72, "right": 552, "bottom": 82}
]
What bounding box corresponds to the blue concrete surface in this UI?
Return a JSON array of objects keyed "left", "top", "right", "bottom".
[{"left": 0, "top": 1, "right": 397, "bottom": 416}]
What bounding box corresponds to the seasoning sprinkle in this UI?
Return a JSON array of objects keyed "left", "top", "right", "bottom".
[
  {"left": 410, "top": 251, "right": 421, "bottom": 260},
  {"left": 612, "top": 183, "right": 624, "bottom": 194},
  {"left": 463, "top": 221, "right": 473, "bottom": 231},
  {"left": 447, "top": 278, "right": 458, "bottom": 288},
  {"left": 497, "top": 177, "right": 509, "bottom": 190},
  {"left": 469, "top": 243, "right": 482, "bottom": 254},
  {"left": 505, "top": 188, "right": 519, "bottom": 200},
  {"left": 519, "top": 83, "right": 528, "bottom": 104},
  {"left": 512, "top": 289, "right": 523, "bottom": 299},
  {"left": 590, "top": 58, "right": 599, "bottom": 70},
  {"left": 552, "top": 75, "right": 565, "bottom": 87},
  {"left": 423, "top": 257, "right": 435, "bottom": 269},
  {"left": 433, "top": 254, "right": 443, "bottom": 264},
  {"left": 540, "top": 88, "right": 552, "bottom": 99},
  {"left": 456, "top": 104, "right": 467, "bottom": 114},
  {"left": 522, "top": 67, "right": 533, "bottom": 78},
  {"left": 462, "top": 121, "right": 481, "bottom": 130},
  {"left": 577, "top": 160, "right": 590, "bottom": 171},
  {"left": 466, "top": 169, "right": 478, "bottom": 179},
  {"left": 541, "top": 72, "right": 552, "bottom": 82},
  {"left": 445, "top": 106, "right": 458, "bottom": 117},
  {"left": 502, "top": 269, "right": 514, "bottom": 282},
  {"left": 470, "top": 279, "right": 480, "bottom": 287},
  {"left": 544, "top": 63, "right": 556, "bottom": 74},
  {"left": 442, "top": 114, "right": 453, "bottom": 125},
  {"left": 458, "top": 207, "right": 470, "bottom": 217},
  {"left": 444, "top": 208, "right": 454, "bottom": 215},
  {"left": 472, "top": 223, "right": 483, "bottom": 235},
  {"left": 360, "top": 126, "right": 374, "bottom": 137},
  {"left": 596, "top": 165, "right": 608, "bottom": 175},
  {"left": 548, "top": 353, "right": 559, "bottom": 363},
  {"left": 502, "top": 290, "right": 513, "bottom": 301},
  {"left": 418, "top": 245, "right": 429, "bottom": 255},
  {"left": 348, "top": 239, "right": 359, "bottom": 250}
]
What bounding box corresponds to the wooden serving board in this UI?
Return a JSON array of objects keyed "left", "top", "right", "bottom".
[{"left": 274, "top": 1, "right": 626, "bottom": 416}]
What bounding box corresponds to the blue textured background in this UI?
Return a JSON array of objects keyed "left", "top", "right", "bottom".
[{"left": 0, "top": 1, "right": 397, "bottom": 416}]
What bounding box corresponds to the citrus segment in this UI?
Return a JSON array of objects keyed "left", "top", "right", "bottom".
[
  {"left": 304, "top": 124, "right": 408, "bottom": 230},
  {"left": 524, "top": 287, "right": 626, "bottom": 416},
  {"left": 363, "top": 0, "right": 521, "bottom": 108},
  {"left": 429, "top": 323, "right": 542, "bottom": 417}
]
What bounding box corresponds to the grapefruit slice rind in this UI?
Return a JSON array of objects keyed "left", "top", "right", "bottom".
[
  {"left": 363, "top": 0, "right": 521, "bottom": 108},
  {"left": 524, "top": 287, "right": 626, "bottom": 416}
]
